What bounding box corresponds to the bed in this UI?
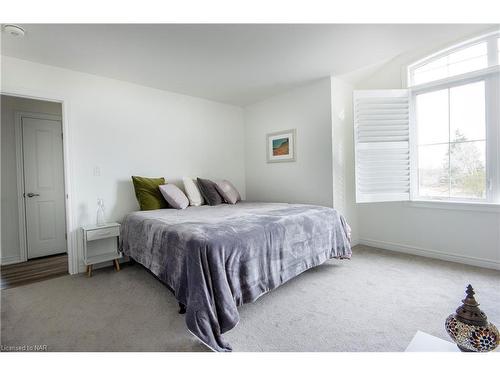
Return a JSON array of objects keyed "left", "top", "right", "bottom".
[{"left": 119, "top": 201, "right": 352, "bottom": 351}]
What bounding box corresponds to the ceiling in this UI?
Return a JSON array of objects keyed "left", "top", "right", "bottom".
[{"left": 1, "top": 24, "right": 495, "bottom": 106}]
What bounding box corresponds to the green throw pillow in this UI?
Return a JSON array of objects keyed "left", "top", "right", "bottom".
[{"left": 131, "top": 176, "right": 168, "bottom": 210}]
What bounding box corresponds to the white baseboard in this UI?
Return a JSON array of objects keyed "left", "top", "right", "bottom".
[
  {"left": 0, "top": 255, "right": 22, "bottom": 266},
  {"left": 358, "top": 238, "right": 500, "bottom": 271}
]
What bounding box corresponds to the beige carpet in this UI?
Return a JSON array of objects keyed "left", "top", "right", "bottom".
[{"left": 1, "top": 245, "right": 499, "bottom": 352}]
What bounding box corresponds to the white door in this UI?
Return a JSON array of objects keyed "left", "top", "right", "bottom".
[{"left": 22, "top": 116, "right": 67, "bottom": 259}]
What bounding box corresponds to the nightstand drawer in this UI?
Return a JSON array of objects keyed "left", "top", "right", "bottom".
[{"left": 86, "top": 226, "right": 120, "bottom": 241}]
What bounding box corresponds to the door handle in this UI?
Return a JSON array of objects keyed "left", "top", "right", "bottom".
[{"left": 26, "top": 193, "right": 40, "bottom": 198}]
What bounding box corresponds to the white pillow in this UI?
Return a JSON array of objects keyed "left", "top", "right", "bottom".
[
  {"left": 182, "top": 177, "right": 205, "bottom": 206},
  {"left": 159, "top": 184, "right": 189, "bottom": 209},
  {"left": 215, "top": 180, "right": 241, "bottom": 204}
]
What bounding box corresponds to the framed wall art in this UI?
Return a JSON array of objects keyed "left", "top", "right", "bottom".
[{"left": 266, "top": 129, "right": 296, "bottom": 163}]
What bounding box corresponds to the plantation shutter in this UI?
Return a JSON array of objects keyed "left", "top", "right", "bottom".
[{"left": 354, "top": 90, "right": 411, "bottom": 203}]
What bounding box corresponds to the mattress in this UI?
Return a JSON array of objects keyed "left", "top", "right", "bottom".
[{"left": 119, "top": 202, "right": 352, "bottom": 351}]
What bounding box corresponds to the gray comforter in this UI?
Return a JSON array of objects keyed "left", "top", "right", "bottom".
[{"left": 119, "top": 202, "right": 352, "bottom": 351}]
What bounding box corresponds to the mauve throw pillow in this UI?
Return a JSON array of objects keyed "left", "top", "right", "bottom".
[
  {"left": 215, "top": 180, "right": 241, "bottom": 204},
  {"left": 197, "top": 178, "right": 224, "bottom": 206},
  {"left": 159, "top": 184, "right": 189, "bottom": 209}
]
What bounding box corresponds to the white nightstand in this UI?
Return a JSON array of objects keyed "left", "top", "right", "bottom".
[{"left": 81, "top": 222, "right": 122, "bottom": 277}]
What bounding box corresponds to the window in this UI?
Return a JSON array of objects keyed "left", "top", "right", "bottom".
[
  {"left": 409, "top": 31, "right": 499, "bottom": 87},
  {"left": 411, "top": 42, "right": 488, "bottom": 86},
  {"left": 416, "top": 81, "right": 486, "bottom": 200},
  {"left": 354, "top": 30, "right": 500, "bottom": 206},
  {"left": 409, "top": 31, "right": 499, "bottom": 203}
]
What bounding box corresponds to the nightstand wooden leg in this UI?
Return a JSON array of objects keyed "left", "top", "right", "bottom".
[
  {"left": 114, "top": 259, "right": 120, "bottom": 272},
  {"left": 87, "top": 265, "right": 92, "bottom": 277}
]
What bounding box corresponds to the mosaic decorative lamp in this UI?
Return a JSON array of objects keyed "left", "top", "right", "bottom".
[{"left": 445, "top": 284, "right": 499, "bottom": 352}]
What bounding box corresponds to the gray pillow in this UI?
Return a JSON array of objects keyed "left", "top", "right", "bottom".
[
  {"left": 159, "top": 184, "right": 189, "bottom": 209},
  {"left": 215, "top": 180, "right": 241, "bottom": 204},
  {"left": 197, "top": 178, "right": 223, "bottom": 206}
]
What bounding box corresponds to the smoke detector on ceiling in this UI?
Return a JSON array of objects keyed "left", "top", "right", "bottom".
[{"left": 2, "top": 24, "right": 25, "bottom": 37}]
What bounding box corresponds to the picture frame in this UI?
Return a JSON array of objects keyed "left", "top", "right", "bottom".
[{"left": 266, "top": 129, "right": 296, "bottom": 163}]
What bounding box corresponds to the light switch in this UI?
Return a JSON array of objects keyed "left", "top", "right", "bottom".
[{"left": 93, "top": 166, "right": 101, "bottom": 176}]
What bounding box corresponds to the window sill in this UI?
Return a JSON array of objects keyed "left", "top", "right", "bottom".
[{"left": 406, "top": 199, "right": 500, "bottom": 213}]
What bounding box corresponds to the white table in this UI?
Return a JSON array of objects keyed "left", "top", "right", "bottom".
[
  {"left": 405, "top": 331, "right": 460, "bottom": 352},
  {"left": 81, "top": 222, "right": 122, "bottom": 277}
]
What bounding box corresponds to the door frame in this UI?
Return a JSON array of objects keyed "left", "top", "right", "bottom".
[
  {"left": 15, "top": 111, "right": 65, "bottom": 262},
  {"left": 2, "top": 87, "right": 78, "bottom": 274}
]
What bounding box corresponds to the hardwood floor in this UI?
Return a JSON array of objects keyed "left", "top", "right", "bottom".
[{"left": 0, "top": 254, "right": 68, "bottom": 290}]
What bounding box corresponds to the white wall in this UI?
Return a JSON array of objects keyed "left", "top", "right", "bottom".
[
  {"left": 354, "top": 50, "right": 500, "bottom": 270},
  {"left": 243, "top": 77, "right": 358, "bottom": 241},
  {"left": 1, "top": 56, "right": 246, "bottom": 271},
  {"left": 1, "top": 95, "right": 63, "bottom": 264},
  {"left": 244, "top": 78, "right": 334, "bottom": 207},
  {"left": 4, "top": 49, "right": 495, "bottom": 272},
  {"left": 331, "top": 77, "right": 358, "bottom": 244}
]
